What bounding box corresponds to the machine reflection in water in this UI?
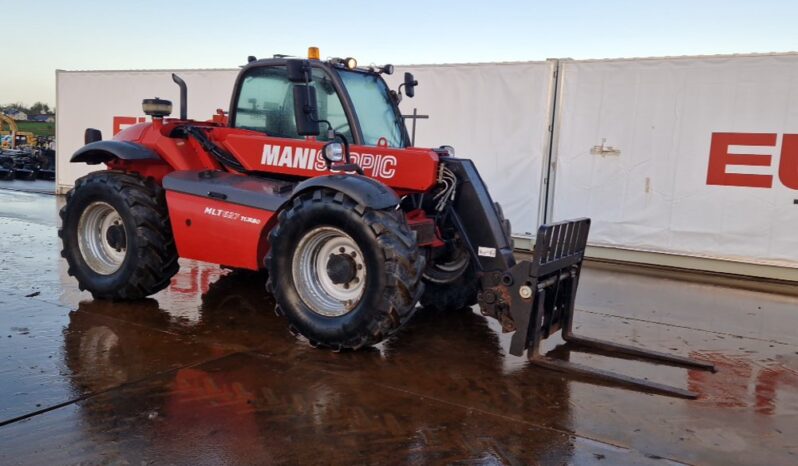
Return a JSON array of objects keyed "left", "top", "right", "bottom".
[{"left": 64, "top": 271, "right": 580, "bottom": 464}]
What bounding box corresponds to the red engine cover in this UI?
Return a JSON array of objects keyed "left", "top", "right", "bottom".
[{"left": 166, "top": 191, "right": 274, "bottom": 270}]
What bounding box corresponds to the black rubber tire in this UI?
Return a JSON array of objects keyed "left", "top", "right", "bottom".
[
  {"left": 15, "top": 169, "right": 36, "bottom": 181},
  {"left": 419, "top": 267, "right": 479, "bottom": 312},
  {"left": 37, "top": 169, "right": 55, "bottom": 181},
  {"left": 420, "top": 201, "right": 513, "bottom": 311},
  {"left": 59, "top": 171, "right": 179, "bottom": 299},
  {"left": 266, "top": 188, "right": 424, "bottom": 350}
]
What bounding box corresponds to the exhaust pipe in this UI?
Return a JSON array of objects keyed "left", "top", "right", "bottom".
[{"left": 172, "top": 73, "right": 187, "bottom": 120}]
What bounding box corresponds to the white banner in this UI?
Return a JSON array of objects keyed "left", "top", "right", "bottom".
[
  {"left": 56, "top": 69, "right": 238, "bottom": 192},
  {"left": 388, "top": 62, "right": 555, "bottom": 235},
  {"left": 551, "top": 54, "right": 798, "bottom": 267},
  {"left": 57, "top": 63, "right": 556, "bottom": 236},
  {"left": 56, "top": 55, "right": 798, "bottom": 269}
]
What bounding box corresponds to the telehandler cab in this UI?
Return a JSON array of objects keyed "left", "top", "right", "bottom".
[{"left": 60, "top": 48, "right": 715, "bottom": 398}]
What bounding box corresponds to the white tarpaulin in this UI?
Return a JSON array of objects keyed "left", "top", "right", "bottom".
[
  {"left": 55, "top": 54, "right": 798, "bottom": 271},
  {"left": 551, "top": 54, "right": 798, "bottom": 267},
  {"left": 388, "top": 62, "right": 555, "bottom": 235},
  {"left": 57, "top": 63, "right": 556, "bottom": 236},
  {"left": 56, "top": 69, "right": 238, "bottom": 193}
]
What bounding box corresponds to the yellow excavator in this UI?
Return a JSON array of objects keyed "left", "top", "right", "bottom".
[{"left": 0, "top": 113, "right": 36, "bottom": 149}]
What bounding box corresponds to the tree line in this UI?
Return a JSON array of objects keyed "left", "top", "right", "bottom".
[{"left": 2, "top": 102, "right": 54, "bottom": 115}]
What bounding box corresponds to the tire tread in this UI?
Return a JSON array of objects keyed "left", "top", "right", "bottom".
[
  {"left": 265, "top": 189, "right": 424, "bottom": 350},
  {"left": 59, "top": 171, "right": 179, "bottom": 299}
]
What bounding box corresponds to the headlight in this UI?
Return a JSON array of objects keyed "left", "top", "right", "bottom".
[
  {"left": 323, "top": 142, "right": 344, "bottom": 162},
  {"left": 344, "top": 57, "right": 357, "bottom": 70}
]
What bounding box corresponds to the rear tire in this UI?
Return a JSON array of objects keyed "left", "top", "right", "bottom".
[
  {"left": 59, "top": 171, "right": 179, "bottom": 299},
  {"left": 266, "top": 189, "right": 424, "bottom": 350},
  {"left": 420, "top": 201, "right": 513, "bottom": 311}
]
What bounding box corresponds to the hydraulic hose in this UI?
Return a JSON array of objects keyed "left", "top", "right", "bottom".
[{"left": 183, "top": 126, "right": 247, "bottom": 173}]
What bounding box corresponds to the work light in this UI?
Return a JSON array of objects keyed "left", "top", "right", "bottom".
[{"left": 323, "top": 142, "right": 344, "bottom": 162}]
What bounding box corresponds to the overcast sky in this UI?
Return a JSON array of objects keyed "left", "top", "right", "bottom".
[{"left": 3, "top": 0, "right": 798, "bottom": 107}]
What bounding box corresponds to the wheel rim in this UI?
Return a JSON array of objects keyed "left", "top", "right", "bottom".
[
  {"left": 77, "top": 201, "right": 127, "bottom": 275},
  {"left": 291, "top": 226, "right": 367, "bottom": 317},
  {"left": 423, "top": 246, "right": 469, "bottom": 284}
]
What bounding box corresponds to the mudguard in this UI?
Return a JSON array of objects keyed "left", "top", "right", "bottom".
[
  {"left": 71, "top": 141, "right": 161, "bottom": 165},
  {"left": 292, "top": 174, "right": 400, "bottom": 210}
]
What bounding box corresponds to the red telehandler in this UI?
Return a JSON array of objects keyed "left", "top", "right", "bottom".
[{"left": 60, "top": 48, "right": 714, "bottom": 398}]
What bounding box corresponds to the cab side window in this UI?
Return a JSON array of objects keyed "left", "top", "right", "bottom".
[{"left": 234, "top": 66, "right": 351, "bottom": 142}]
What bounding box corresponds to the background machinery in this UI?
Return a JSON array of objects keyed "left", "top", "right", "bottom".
[
  {"left": 0, "top": 113, "right": 36, "bottom": 150},
  {"left": 0, "top": 113, "right": 54, "bottom": 180}
]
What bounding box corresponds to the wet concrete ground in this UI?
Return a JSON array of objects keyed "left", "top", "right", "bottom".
[
  {"left": 0, "top": 188, "right": 796, "bottom": 465},
  {"left": 0, "top": 179, "right": 55, "bottom": 196}
]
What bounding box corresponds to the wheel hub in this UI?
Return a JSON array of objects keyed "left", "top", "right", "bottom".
[
  {"left": 105, "top": 224, "right": 127, "bottom": 251},
  {"left": 77, "top": 201, "right": 127, "bottom": 275},
  {"left": 291, "top": 227, "right": 367, "bottom": 317},
  {"left": 326, "top": 253, "right": 357, "bottom": 285}
]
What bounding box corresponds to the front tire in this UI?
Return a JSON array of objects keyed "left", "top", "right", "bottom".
[
  {"left": 266, "top": 189, "right": 424, "bottom": 350},
  {"left": 59, "top": 171, "right": 179, "bottom": 299}
]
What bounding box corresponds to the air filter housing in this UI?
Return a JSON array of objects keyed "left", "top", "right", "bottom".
[{"left": 142, "top": 98, "right": 172, "bottom": 118}]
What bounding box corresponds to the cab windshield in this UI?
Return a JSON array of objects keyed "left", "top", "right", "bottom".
[
  {"left": 233, "top": 65, "right": 406, "bottom": 148},
  {"left": 235, "top": 67, "right": 350, "bottom": 143},
  {"left": 338, "top": 70, "right": 406, "bottom": 148}
]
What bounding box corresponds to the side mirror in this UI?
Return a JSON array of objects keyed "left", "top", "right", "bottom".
[
  {"left": 287, "top": 59, "right": 312, "bottom": 83},
  {"left": 404, "top": 72, "right": 418, "bottom": 98},
  {"left": 293, "top": 85, "right": 320, "bottom": 136},
  {"left": 84, "top": 128, "right": 102, "bottom": 144}
]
